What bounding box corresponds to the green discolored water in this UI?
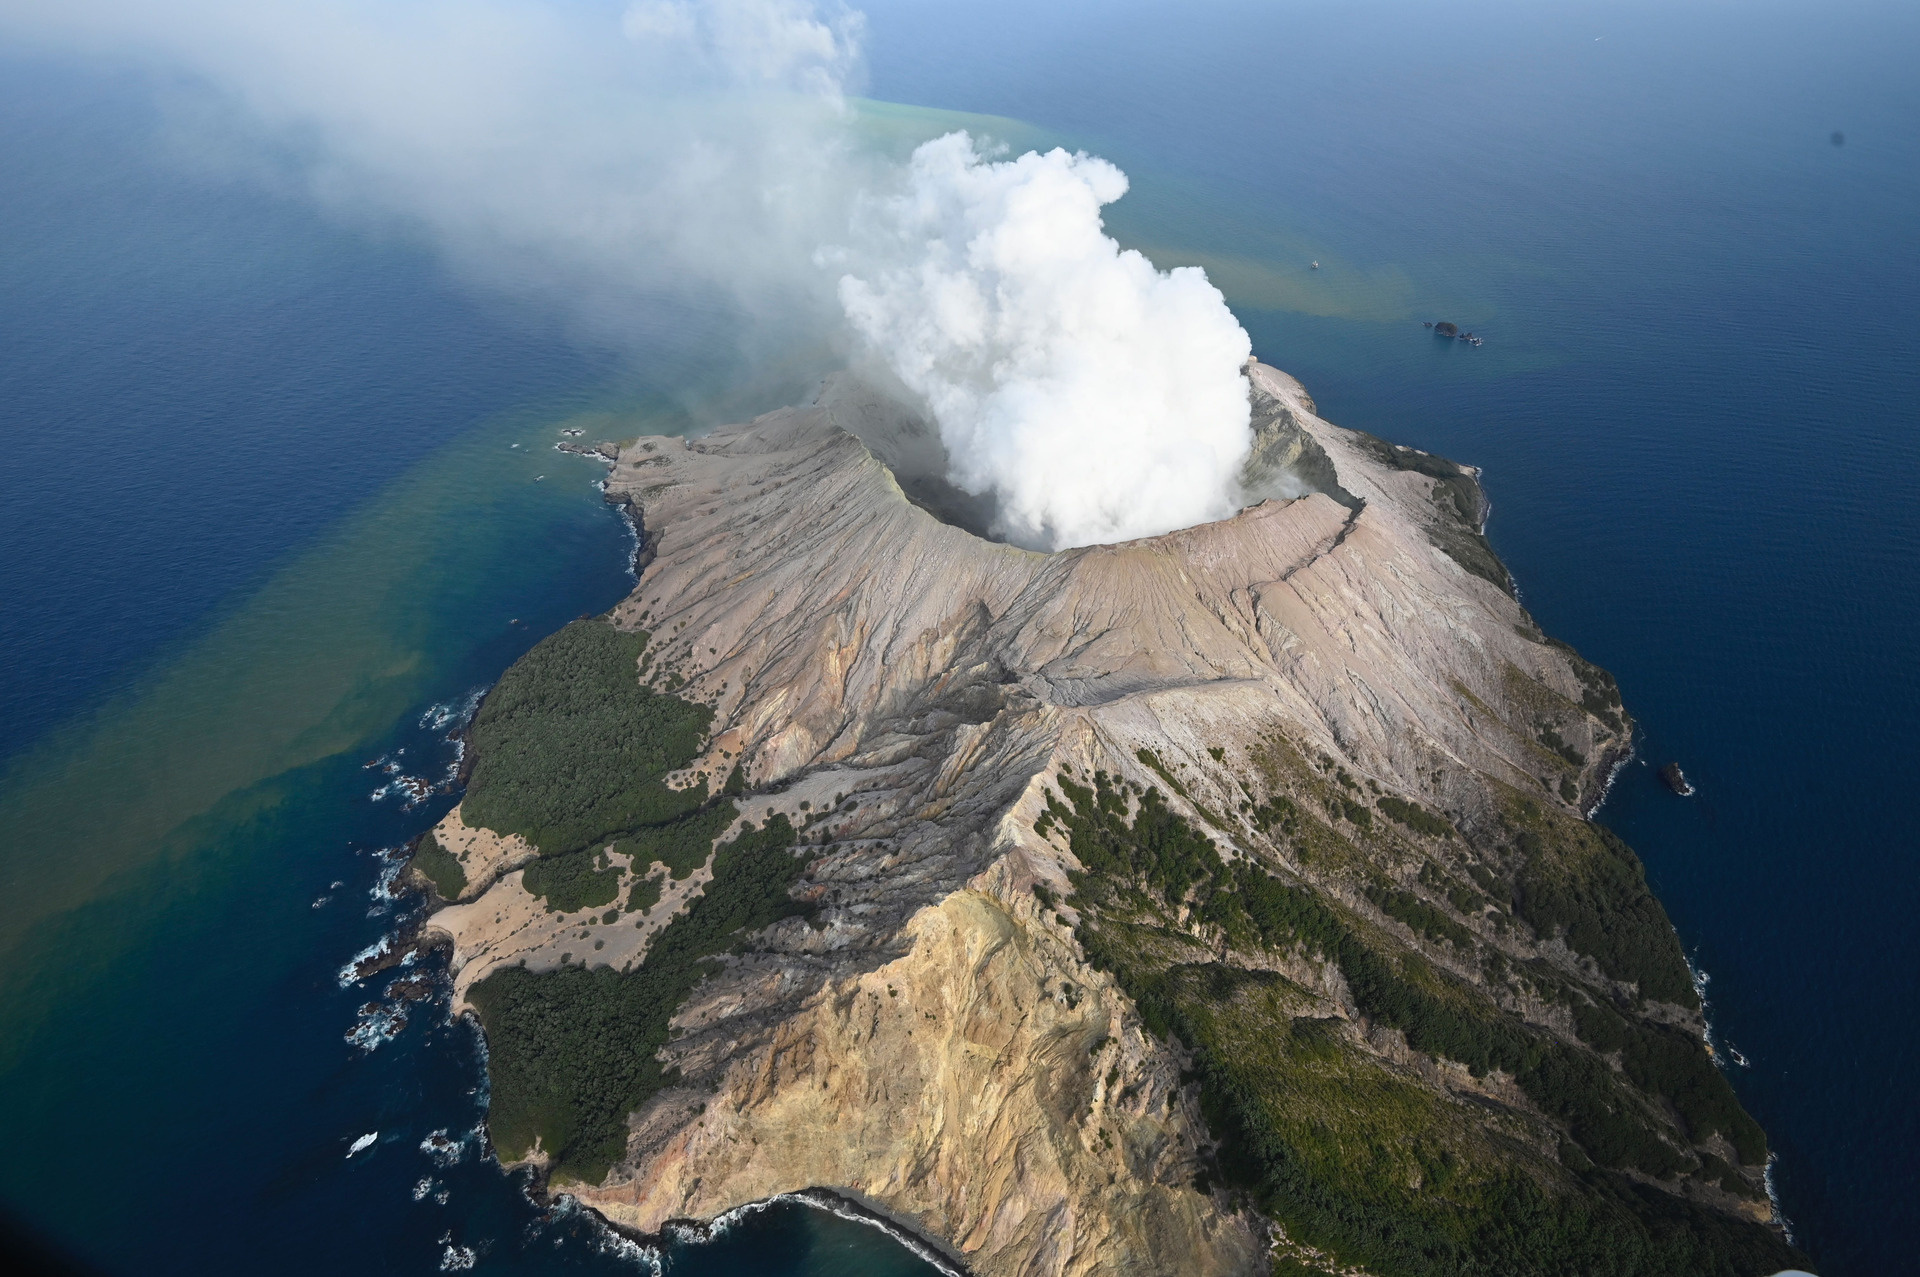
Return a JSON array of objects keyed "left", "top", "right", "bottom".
[
  {"left": 0, "top": 398, "right": 634, "bottom": 1006},
  {"left": 0, "top": 387, "right": 949, "bottom": 1275}
]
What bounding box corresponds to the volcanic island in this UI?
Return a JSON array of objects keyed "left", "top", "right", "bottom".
[{"left": 401, "top": 360, "right": 1801, "bottom": 1276}]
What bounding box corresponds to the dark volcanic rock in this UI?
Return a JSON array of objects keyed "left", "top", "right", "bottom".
[{"left": 1659, "top": 762, "right": 1697, "bottom": 796}]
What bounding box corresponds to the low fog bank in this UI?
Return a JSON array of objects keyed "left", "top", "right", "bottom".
[{"left": 1, "top": 0, "right": 1268, "bottom": 550}]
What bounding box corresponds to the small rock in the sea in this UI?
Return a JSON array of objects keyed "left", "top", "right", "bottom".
[
  {"left": 420, "top": 1130, "right": 467, "bottom": 1166},
  {"left": 389, "top": 974, "right": 435, "bottom": 1002},
  {"left": 1658, "top": 762, "right": 1696, "bottom": 796}
]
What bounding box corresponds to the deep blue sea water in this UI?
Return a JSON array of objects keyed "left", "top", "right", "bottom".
[{"left": 2, "top": 3, "right": 1916, "bottom": 1274}]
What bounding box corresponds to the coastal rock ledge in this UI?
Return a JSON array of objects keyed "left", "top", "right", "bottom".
[{"left": 423, "top": 362, "right": 1799, "bottom": 1277}]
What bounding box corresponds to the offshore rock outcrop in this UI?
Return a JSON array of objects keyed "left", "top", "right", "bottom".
[{"left": 428, "top": 362, "right": 1790, "bottom": 1275}]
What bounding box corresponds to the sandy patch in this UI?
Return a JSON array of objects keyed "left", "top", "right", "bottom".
[{"left": 431, "top": 849, "right": 718, "bottom": 1011}]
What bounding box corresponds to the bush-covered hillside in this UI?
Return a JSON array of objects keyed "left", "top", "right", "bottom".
[
  {"left": 469, "top": 816, "right": 811, "bottom": 1183},
  {"left": 461, "top": 618, "right": 713, "bottom": 857},
  {"left": 1040, "top": 762, "right": 1799, "bottom": 1277}
]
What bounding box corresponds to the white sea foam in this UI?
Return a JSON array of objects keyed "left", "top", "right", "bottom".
[
  {"left": 1764, "top": 1154, "right": 1796, "bottom": 1244},
  {"left": 370, "top": 852, "right": 407, "bottom": 904},
  {"left": 544, "top": 1194, "right": 664, "bottom": 1274},
  {"left": 420, "top": 1129, "right": 471, "bottom": 1167},
  {"left": 338, "top": 935, "right": 391, "bottom": 987},
  {"left": 1686, "top": 954, "right": 1729, "bottom": 1064},
  {"left": 371, "top": 774, "right": 436, "bottom": 809},
  {"left": 593, "top": 1227, "right": 662, "bottom": 1274},
  {"left": 1583, "top": 735, "right": 1635, "bottom": 818},
  {"left": 438, "top": 1244, "right": 477, "bottom": 1271},
  {"left": 347, "top": 1001, "right": 406, "bottom": 1051},
  {"left": 422, "top": 688, "right": 486, "bottom": 734},
  {"left": 683, "top": 1190, "right": 965, "bottom": 1277}
]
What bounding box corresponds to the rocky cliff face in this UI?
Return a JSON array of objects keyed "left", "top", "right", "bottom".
[{"left": 425, "top": 363, "right": 1796, "bottom": 1276}]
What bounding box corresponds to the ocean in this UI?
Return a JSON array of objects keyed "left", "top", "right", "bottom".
[{"left": 2, "top": 2, "right": 1915, "bottom": 1273}]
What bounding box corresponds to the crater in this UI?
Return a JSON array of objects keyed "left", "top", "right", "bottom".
[
  {"left": 817, "top": 373, "right": 1009, "bottom": 543},
  {"left": 816, "top": 369, "right": 1355, "bottom": 550}
]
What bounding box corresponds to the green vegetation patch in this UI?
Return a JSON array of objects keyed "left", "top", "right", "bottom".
[
  {"left": 1509, "top": 815, "right": 1699, "bottom": 1007},
  {"left": 613, "top": 802, "right": 738, "bottom": 880},
  {"left": 408, "top": 830, "right": 467, "bottom": 900},
  {"left": 1248, "top": 793, "right": 1301, "bottom": 835},
  {"left": 522, "top": 847, "right": 622, "bottom": 914},
  {"left": 1571, "top": 997, "right": 1768, "bottom": 1164},
  {"left": 1544, "top": 637, "right": 1628, "bottom": 735},
  {"left": 1053, "top": 769, "right": 1223, "bottom": 905},
  {"left": 1048, "top": 770, "right": 1796, "bottom": 1275},
  {"left": 469, "top": 816, "right": 810, "bottom": 1183},
  {"left": 626, "top": 871, "right": 664, "bottom": 915},
  {"left": 1367, "top": 885, "right": 1475, "bottom": 950},
  {"left": 1420, "top": 862, "right": 1486, "bottom": 918},
  {"left": 1539, "top": 726, "right": 1586, "bottom": 768},
  {"left": 1133, "top": 748, "right": 1227, "bottom": 829},
  {"left": 462, "top": 618, "right": 713, "bottom": 857},
  {"left": 1376, "top": 795, "right": 1454, "bottom": 840}
]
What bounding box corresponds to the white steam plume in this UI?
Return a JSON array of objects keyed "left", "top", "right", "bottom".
[
  {"left": 1, "top": 0, "right": 1257, "bottom": 551},
  {"left": 836, "top": 133, "right": 1252, "bottom": 549}
]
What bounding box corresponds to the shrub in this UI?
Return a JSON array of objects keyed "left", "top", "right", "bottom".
[
  {"left": 1539, "top": 726, "right": 1585, "bottom": 768},
  {"left": 1250, "top": 795, "right": 1301, "bottom": 835},
  {"left": 1040, "top": 762, "right": 1794, "bottom": 1275}
]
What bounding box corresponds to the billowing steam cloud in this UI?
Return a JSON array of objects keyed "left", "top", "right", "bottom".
[
  {"left": 1, "top": 0, "right": 1256, "bottom": 550},
  {"left": 837, "top": 134, "right": 1252, "bottom": 549}
]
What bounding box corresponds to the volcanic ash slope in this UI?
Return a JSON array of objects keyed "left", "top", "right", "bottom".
[{"left": 430, "top": 362, "right": 1795, "bottom": 1277}]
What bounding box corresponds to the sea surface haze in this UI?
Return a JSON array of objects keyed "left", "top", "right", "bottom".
[{"left": 1, "top": 2, "right": 1915, "bottom": 1274}]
